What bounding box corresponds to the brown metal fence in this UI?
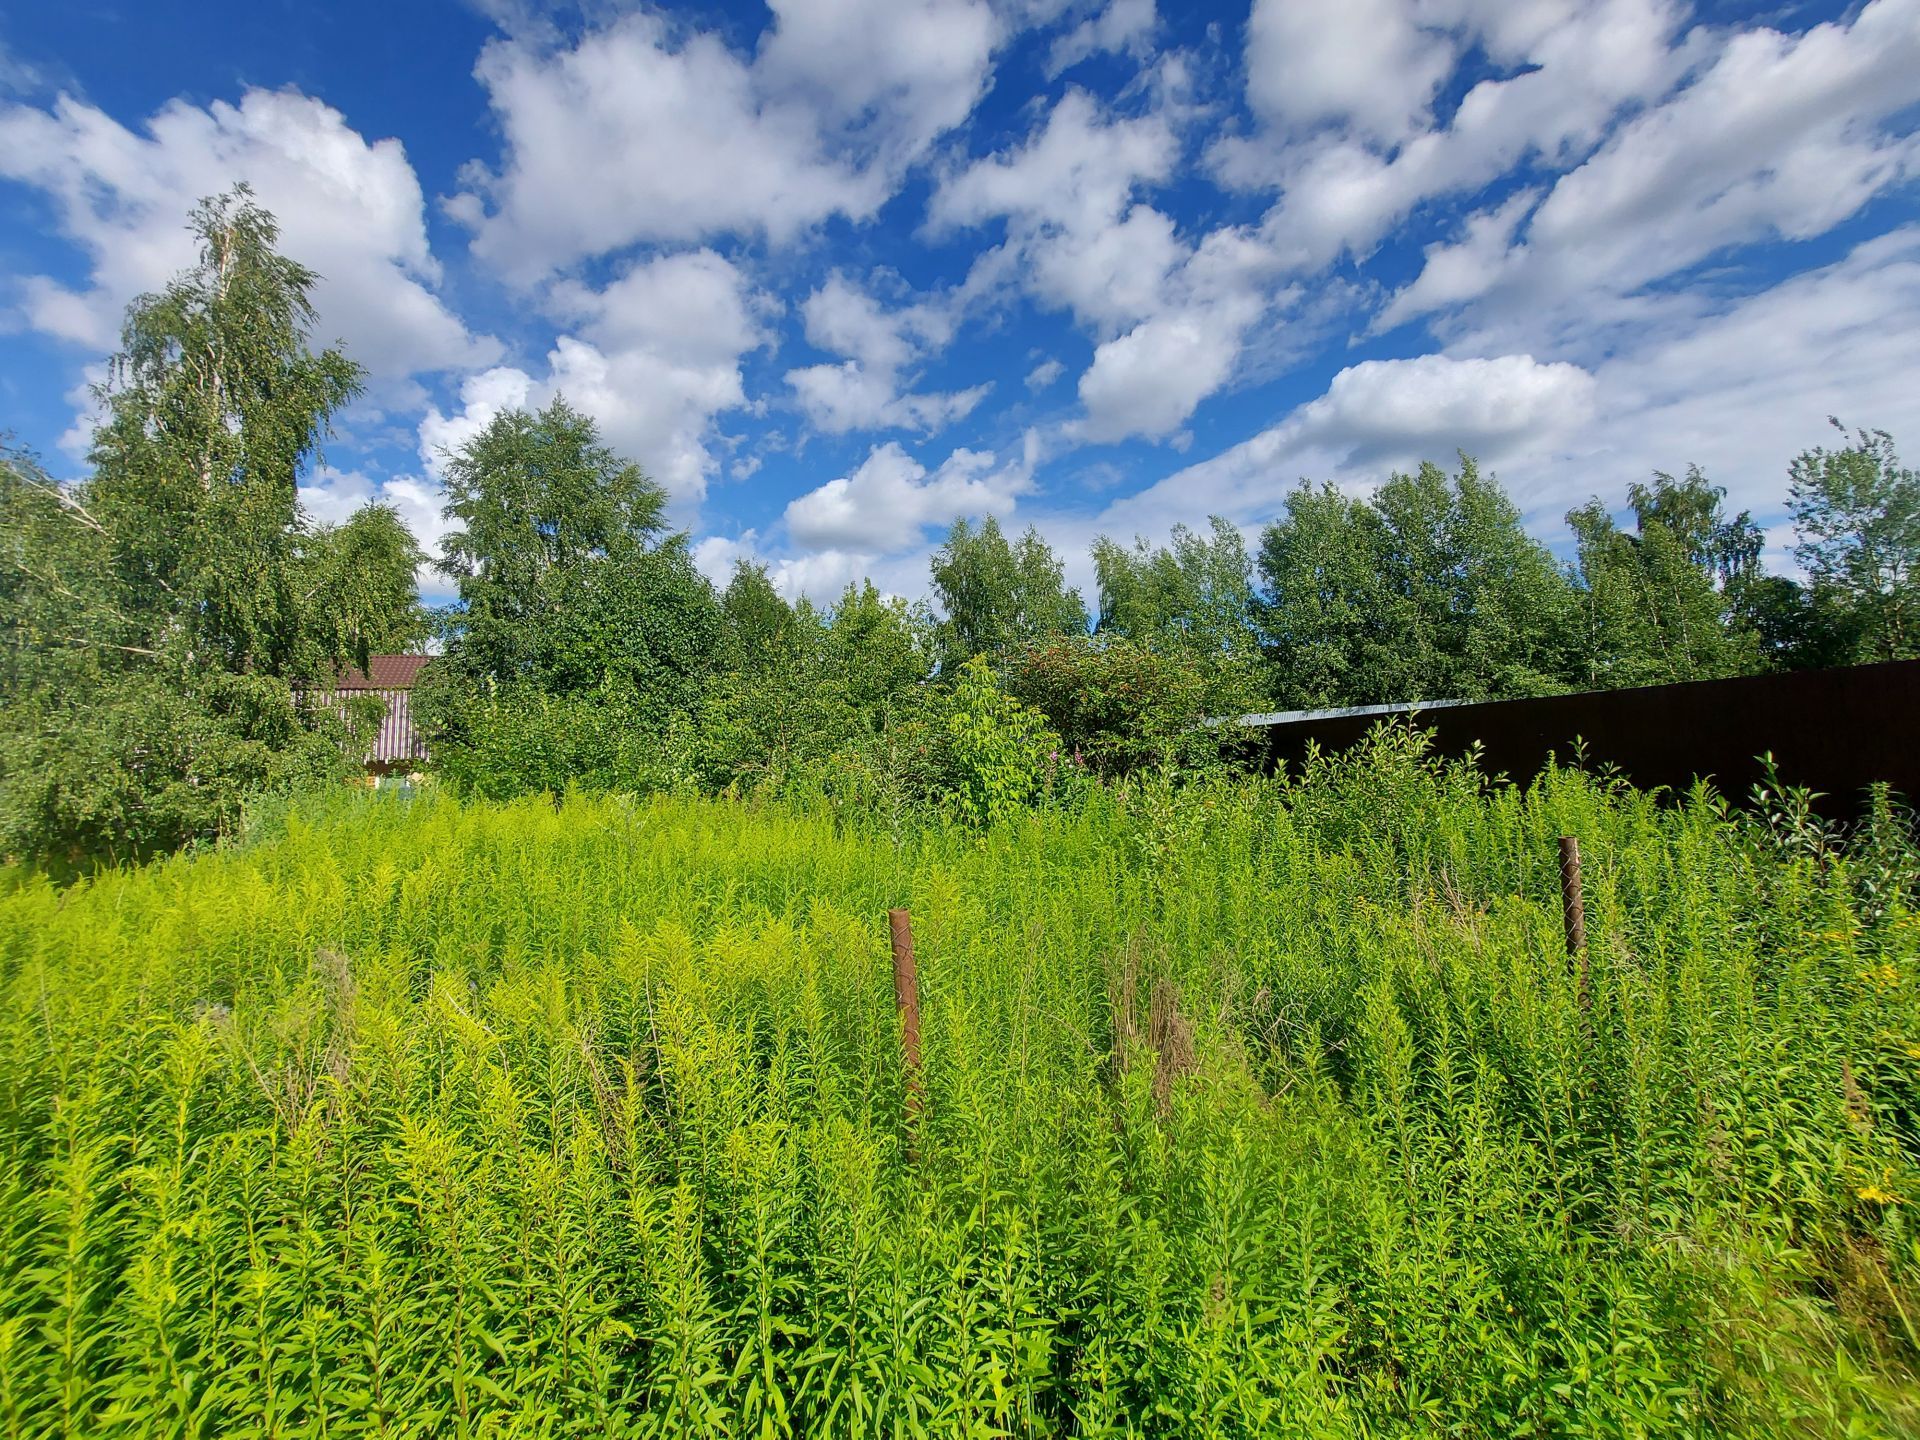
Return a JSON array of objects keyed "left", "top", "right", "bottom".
[{"left": 1246, "top": 659, "right": 1920, "bottom": 811}]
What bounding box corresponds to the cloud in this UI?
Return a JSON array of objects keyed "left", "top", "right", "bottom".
[
  {"left": 1378, "top": 0, "right": 1920, "bottom": 335},
  {"left": 419, "top": 249, "right": 764, "bottom": 507},
  {"left": 1375, "top": 190, "right": 1536, "bottom": 332},
  {"left": 458, "top": 0, "right": 997, "bottom": 278},
  {"left": 701, "top": 432, "right": 1046, "bottom": 603},
  {"left": 784, "top": 439, "right": 1034, "bottom": 552},
  {"left": 1218, "top": 0, "right": 1694, "bottom": 269},
  {"left": 784, "top": 271, "right": 987, "bottom": 434},
  {"left": 1242, "top": 0, "right": 1453, "bottom": 146},
  {"left": 787, "top": 364, "right": 990, "bottom": 434},
  {"left": 1547, "top": 226, "right": 1920, "bottom": 520},
  {"left": 1047, "top": 0, "right": 1157, "bottom": 75},
  {"left": 1104, "top": 223, "right": 1920, "bottom": 548},
  {"left": 930, "top": 88, "right": 1174, "bottom": 255},
  {"left": 418, "top": 366, "right": 535, "bottom": 481},
  {"left": 933, "top": 87, "right": 1291, "bottom": 440},
  {"left": 1025, "top": 358, "right": 1066, "bottom": 391},
  {"left": 757, "top": 0, "right": 998, "bottom": 164},
  {"left": 693, "top": 527, "right": 937, "bottom": 604},
  {"left": 800, "top": 271, "right": 947, "bottom": 373},
  {"left": 1518, "top": 0, "right": 1920, "bottom": 300},
  {"left": 1288, "top": 354, "right": 1598, "bottom": 464},
  {"left": 0, "top": 88, "right": 497, "bottom": 384},
  {"left": 1076, "top": 306, "right": 1256, "bottom": 442},
  {"left": 1097, "top": 352, "right": 1597, "bottom": 534}
]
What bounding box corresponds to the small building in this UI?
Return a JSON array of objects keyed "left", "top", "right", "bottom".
[{"left": 331, "top": 654, "right": 430, "bottom": 771}]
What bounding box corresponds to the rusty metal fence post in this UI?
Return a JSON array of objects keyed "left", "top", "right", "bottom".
[
  {"left": 1558, "top": 836, "right": 1590, "bottom": 1014},
  {"left": 888, "top": 909, "right": 924, "bottom": 1126}
]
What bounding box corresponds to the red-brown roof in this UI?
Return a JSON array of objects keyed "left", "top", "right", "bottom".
[{"left": 335, "top": 654, "right": 430, "bottom": 690}]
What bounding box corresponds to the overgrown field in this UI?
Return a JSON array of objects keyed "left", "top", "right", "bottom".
[{"left": 4, "top": 738, "right": 1920, "bottom": 1437}]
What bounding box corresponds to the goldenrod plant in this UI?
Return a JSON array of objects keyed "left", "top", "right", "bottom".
[{"left": 3, "top": 729, "right": 1918, "bottom": 1435}]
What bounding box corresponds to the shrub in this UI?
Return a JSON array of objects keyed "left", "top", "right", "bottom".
[
  {"left": 935, "top": 654, "right": 1067, "bottom": 826},
  {"left": 1005, "top": 634, "right": 1259, "bottom": 776},
  {"left": 423, "top": 681, "right": 695, "bottom": 800}
]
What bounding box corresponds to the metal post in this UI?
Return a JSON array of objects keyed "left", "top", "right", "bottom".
[
  {"left": 888, "top": 909, "right": 923, "bottom": 1123},
  {"left": 1558, "top": 836, "right": 1590, "bottom": 1012}
]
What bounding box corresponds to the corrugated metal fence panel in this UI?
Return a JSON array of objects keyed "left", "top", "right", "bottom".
[{"left": 1250, "top": 658, "right": 1920, "bottom": 809}]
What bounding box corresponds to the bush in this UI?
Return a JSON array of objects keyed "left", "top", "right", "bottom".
[
  {"left": 935, "top": 655, "right": 1070, "bottom": 826},
  {"left": 0, "top": 670, "right": 367, "bottom": 872},
  {"left": 1005, "top": 634, "right": 1259, "bottom": 776},
  {"left": 424, "top": 682, "right": 697, "bottom": 800}
]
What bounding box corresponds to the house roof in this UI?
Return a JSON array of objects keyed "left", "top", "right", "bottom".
[{"left": 334, "top": 654, "right": 430, "bottom": 690}]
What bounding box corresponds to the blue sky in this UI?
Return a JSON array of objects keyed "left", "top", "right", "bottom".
[{"left": 4, "top": 0, "right": 1919, "bottom": 603}]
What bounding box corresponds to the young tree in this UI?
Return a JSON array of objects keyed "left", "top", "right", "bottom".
[
  {"left": 1092, "top": 516, "right": 1259, "bottom": 661},
  {"left": 425, "top": 396, "right": 720, "bottom": 793},
  {"left": 1, "top": 190, "right": 411, "bottom": 866},
  {"left": 929, "top": 516, "right": 1087, "bottom": 671},
  {"left": 823, "top": 580, "right": 934, "bottom": 723},
  {"left": 301, "top": 504, "right": 429, "bottom": 671},
  {"left": 1254, "top": 482, "right": 1392, "bottom": 709},
  {"left": 1630, "top": 466, "right": 1764, "bottom": 588},
  {"left": 1368, "top": 459, "right": 1577, "bottom": 703},
  {"left": 717, "top": 561, "right": 801, "bottom": 675},
  {"left": 436, "top": 396, "right": 678, "bottom": 684},
  {"left": 1568, "top": 469, "right": 1760, "bottom": 689},
  {"left": 1255, "top": 461, "right": 1571, "bottom": 709},
  {"left": 1788, "top": 421, "right": 1920, "bottom": 662}
]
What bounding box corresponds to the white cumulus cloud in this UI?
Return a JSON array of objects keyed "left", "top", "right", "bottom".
[
  {"left": 785, "top": 271, "right": 987, "bottom": 434},
  {"left": 458, "top": 0, "right": 998, "bottom": 279},
  {"left": 784, "top": 440, "right": 1034, "bottom": 552},
  {"left": 0, "top": 87, "right": 497, "bottom": 385},
  {"left": 419, "top": 249, "right": 765, "bottom": 509}
]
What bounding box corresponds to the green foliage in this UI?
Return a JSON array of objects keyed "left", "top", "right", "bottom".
[
  {"left": 435, "top": 395, "right": 691, "bottom": 687},
  {"left": 694, "top": 581, "right": 935, "bottom": 798},
  {"left": 0, "top": 442, "right": 126, "bottom": 696},
  {"left": 1252, "top": 482, "right": 1387, "bottom": 708},
  {"left": 4, "top": 750, "right": 1920, "bottom": 1435},
  {"left": 1006, "top": 634, "right": 1255, "bottom": 776},
  {"left": 1568, "top": 468, "right": 1762, "bottom": 687},
  {"left": 1789, "top": 421, "right": 1920, "bottom": 662},
  {"left": 86, "top": 186, "right": 366, "bottom": 680},
  {"left": 0, "top": 672, "right": 369, "bottom": 869},
  {"left": 1092, "top": 515, "right": 1259, "bottom": 662},
  {"left": 935, "top": 655, "right": 1064, "bottom": 826},
  {"left": 427, "top": 684, "right": 696, "bottom": 801},
  {"left": 1256, "top": 460, "right": 1576, "bottom": 708},
  {"left": 930, "top": 516, "right": 1088, "bottom": 672},
  {"left": 716, "top": 561, "right": 803, "bottom": 676},
  {"left": 1369, "top": 457, "right": 1578, "bottom": 699},
  {"left": 0, "top": 191, "right": 420, "bottom": 870},
  {"left": 301, "top": 504, "right": 429, "bottom": 671},
  {"left": 422, "top": 397, "right": 722, "bottom": 796}
]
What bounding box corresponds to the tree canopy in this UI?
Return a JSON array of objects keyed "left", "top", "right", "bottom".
[{"left": 1789, "top": 421, "right": 1920, "bottom": 663}]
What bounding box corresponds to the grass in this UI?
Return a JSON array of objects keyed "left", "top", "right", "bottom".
[{"left": 2, "top": 732, "right": 1919, "bottom": 1436}]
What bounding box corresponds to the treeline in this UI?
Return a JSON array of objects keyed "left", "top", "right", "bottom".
[
  {"left": 4, "top": 190, "right": 1919, "bottom": 866},
  {"left": 418, "top": 405, "right": 1917, "bottom": 813}
]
